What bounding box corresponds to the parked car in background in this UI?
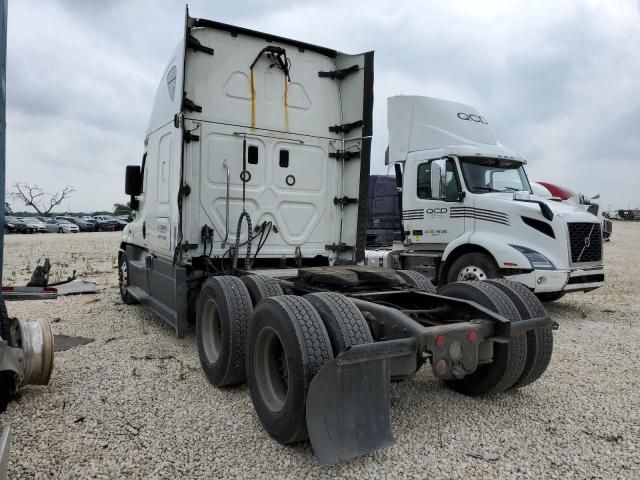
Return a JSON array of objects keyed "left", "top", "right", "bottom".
[
  {"left": 80, "top": 216, "right": 99, "bottom": 227},
  {"left": 93, "top": 215, "right": 127, "bottom": 231},
  {"left": 4, "top": 216, "right": 32, "bottom": 233},
  {"left": 45, "top": 218, "right": 79, "bottom": 233},
  {"left": 55, "top": 216, "right": 96, "bottom": 232},
  {"left": 18, "top": 217, "right": 47, "bottom": 233},
  {"left": 80, "top": 215, "right": 116, "bottom": 231}
]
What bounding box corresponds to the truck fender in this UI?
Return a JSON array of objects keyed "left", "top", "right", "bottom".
[
  {"left": 443, "top": 232, "right": 531, "bottom": 271},
  {"left": 440, "top": 232, "right": 473, "bottom": 262}
]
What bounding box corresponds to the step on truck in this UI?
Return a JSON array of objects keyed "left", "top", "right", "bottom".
[
  {"left": 119, "top": 9, "right": 555, "bottom": 464},
  {"left": 366, "top": 96, "right": 605, "bottom": 302}
]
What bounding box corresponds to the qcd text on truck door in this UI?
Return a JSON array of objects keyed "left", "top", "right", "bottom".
[{"left": 405, "top": 156, "right": 467, "bottom": 245}]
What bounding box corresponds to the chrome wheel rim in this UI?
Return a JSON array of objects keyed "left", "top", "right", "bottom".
[
  {"left": 119, "top": 260, "right": 128, "bottom": 296},
  {"left": 457, "top": 265, "right": 488, "bottom": 281},
  {"left": 19, "top": 318, "right": 54, "bottom": 385}
]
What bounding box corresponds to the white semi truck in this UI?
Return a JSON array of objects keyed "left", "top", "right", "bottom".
[
  {"left": 366, "top": 96, "right": 605, "bottom": 302},
  {"left": 119, "top": 10, "right": 555, "bottom": 464}
]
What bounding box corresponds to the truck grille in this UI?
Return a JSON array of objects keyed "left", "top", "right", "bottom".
[{"left": 568, "top": 222, "right": 602, "bottom": 264}]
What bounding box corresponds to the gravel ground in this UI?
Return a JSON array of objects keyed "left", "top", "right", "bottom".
[{"left": 1, "top": 225, "right": 639, "bottom": 479}]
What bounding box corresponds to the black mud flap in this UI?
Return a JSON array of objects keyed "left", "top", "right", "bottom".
[{"left": 305, "top": 338, "right": 416, "bottom": 464}]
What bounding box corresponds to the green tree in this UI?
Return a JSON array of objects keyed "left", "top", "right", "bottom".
[
  {"left": 4, "top": 202, "right": 12, "bottom": 215},
  {"left": 113, "top": 203, "right": 131, "bottom": 216}
]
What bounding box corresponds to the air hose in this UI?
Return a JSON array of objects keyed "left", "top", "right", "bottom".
[
  {"left": 232, "top": 211, "right": 252, "bottom": 271},
  {"left": 233, "top": 137, "right": 252, "bottom": 271}
]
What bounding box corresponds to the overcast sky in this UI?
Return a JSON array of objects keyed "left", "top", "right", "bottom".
[{"left": 5, "top": 0, "right": 639, "bottom": 212}]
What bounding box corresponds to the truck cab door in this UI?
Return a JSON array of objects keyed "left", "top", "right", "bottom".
[{"left": 403, "top": 155, "right": 466, "bottom": 246}]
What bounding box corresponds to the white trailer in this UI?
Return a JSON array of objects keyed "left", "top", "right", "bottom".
[
  {"left": 367, "top": 96, "right": 605, "bottom": 302},
  {"left": 119, "top": 11, "right": 555, "bottom": 464}
]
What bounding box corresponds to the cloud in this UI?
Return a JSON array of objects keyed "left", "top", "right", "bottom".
[{"left": 5, "top": 0, "right": 640, "bottom": 211}]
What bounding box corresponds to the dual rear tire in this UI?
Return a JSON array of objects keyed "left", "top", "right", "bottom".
[
  {"left": 438, "top": 279, "right": 553, "bottom": 395},
  {"left": 247, "top": 292, "right": 372, "bottom": 443},
  {"left": 195, "top": 276, "right": 371, "bottom": 444}
]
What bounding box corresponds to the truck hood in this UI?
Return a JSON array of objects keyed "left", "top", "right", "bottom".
[{"left": 481, "top": 192, "right": 596, "bottom": 219}]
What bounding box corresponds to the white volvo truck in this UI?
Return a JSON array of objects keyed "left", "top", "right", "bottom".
[
  {"left": 119, "top": 10, "right": 555, "bottom": 464},
  {"left": 366, "top": 96, "right": 605, "bottom": 302}
]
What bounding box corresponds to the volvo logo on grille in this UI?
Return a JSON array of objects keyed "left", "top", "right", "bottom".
[{"left": 584, "top": 236, "right": 591, "bottom": 248}]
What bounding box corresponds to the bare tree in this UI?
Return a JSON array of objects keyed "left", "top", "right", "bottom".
[{"left": 10, "top": 182, "right": 76, "bottom": 216}]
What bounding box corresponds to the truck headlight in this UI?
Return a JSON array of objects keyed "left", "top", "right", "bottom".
[{"left": 509, "top": 245, "right": 555, "bottom": 270}]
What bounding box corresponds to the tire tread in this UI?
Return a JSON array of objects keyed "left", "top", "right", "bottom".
[
  {"left": 438, "top": 281, "right": 527, "bottom": 395},
  {"left": 396, "top": 270, "right": 437, "bottom": 293},
  {"left": 304, "top": 292, "right": 372, "bottom": 354},
  {"left": 486, "top": 279, "right": 553, "bottom": 388}
]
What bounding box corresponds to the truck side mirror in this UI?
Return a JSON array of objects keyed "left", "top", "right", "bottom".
[
  {"left": 125, "top": 165, "right": 142, "bottom": 196},
  {"left": 430, "top": 159, "right": 447, "bottom": 200}
]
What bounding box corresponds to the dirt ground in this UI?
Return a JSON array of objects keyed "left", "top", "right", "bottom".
[{"left": 1, "top": 224, "right": 639, "bottom": 479}]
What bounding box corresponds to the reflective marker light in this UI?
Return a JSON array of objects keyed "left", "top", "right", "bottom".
[
  {"left": 449, "top": 341, "right": 463, "bottom": 360},
  {"left": 436, "top": 335, "right": 446, "bottom": 349},
  {"left": 467, "top": 330, "right": 478, "bottom": 343},
  {"left": 434, "top": 359, "right": 448, "bottom": 375}
]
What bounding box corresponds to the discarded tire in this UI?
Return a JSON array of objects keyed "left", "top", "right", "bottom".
[
  {"left": 19, "top": 317, "right": 55, "bottom": 385},
  {"left": 196, "top": 276, "right": 253, "bottom": 387},
  {"left": 247, "top": 295, "right": 333, "bottom": 444},
  {"left": 486, "top": 279, "right": 553, "bottom": 389},
  {"left": 304, "top": 292, "right": 372, "bottom": 355},
  {"left": 437, "top": 281, "right": 527, "bottom": 395}
]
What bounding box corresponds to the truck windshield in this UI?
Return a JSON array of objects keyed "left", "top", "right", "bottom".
[{"left": 459, "top": 157, "right": 531, "bottom": 194}]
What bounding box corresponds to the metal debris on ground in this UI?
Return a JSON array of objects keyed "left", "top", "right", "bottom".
[{"left": 53, "top": 335, "right": 95, "bottom": 352}]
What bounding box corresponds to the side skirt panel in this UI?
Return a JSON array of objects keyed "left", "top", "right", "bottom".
[{"left": 125, "top": 245, "right": 189, "bottom": 338}]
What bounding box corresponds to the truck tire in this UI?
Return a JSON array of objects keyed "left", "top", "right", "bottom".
[
  {"left": 118, "top": 251, "right": 138, "bottom": 305},
  {"left": 246, "top": 295, "right": 333, "bottom": 444},
  {"left": 536, "top": 291, "right": 565, "bottom": 302},
  {"left": 437, "top": 281, "right": 527, "bottom": 395},
  {"left": 196, "top": 276, "right": 253, "bottom": 387},
  {"left": 486, "top": 279, "right": 553, "bottom": 389},
  {"left": 396, "top": 270, "right": 437, "bottom": 293},
  {"left": 446, "top": 252, "right": 498, "bottom": 283},
  {"left": 304, "top": 292, "right": 373, "bottom": 355},
  {"left": 241, "top": 274, "right": 284, "bottom": 307}
]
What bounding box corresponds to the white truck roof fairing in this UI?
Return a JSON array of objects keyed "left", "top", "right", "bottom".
[
  {"left": 387, "top": 95, "right": 525, "bottom": 164},
  {"left": 147, "top": 41, "right": 184, "bottom": 135},
  {"left": 137, "top": 10, "right": 374, "bottom": 264}
]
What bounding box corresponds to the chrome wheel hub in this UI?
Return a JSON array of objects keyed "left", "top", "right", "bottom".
[{"left": 457, "top": 265, "right": 488, "bottom": 281}]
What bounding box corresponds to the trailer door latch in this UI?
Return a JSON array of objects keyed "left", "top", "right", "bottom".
[
  {"left": 333, "top": 196, "right": 358, "bottom": 206},
  {"left": 183, "top": 96, "right": 202, "bottom": 113},
  {"left": 180, "top": 184, "right": 191, "bottom": 197},
  {"left": 329, "top": 120, "right": 363, "bottom": 134},
  {"left": 187, "top": 32, "right": 214, "bottom": 55},
  {"left": 318, "top": 64, "right": 359, "bottom": 80},
  {"left": 184, "top": 130, "right": 200, "bottom": 143},
  {"left": 329, "top": 150, "right": 360, "bottom": 161}
]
